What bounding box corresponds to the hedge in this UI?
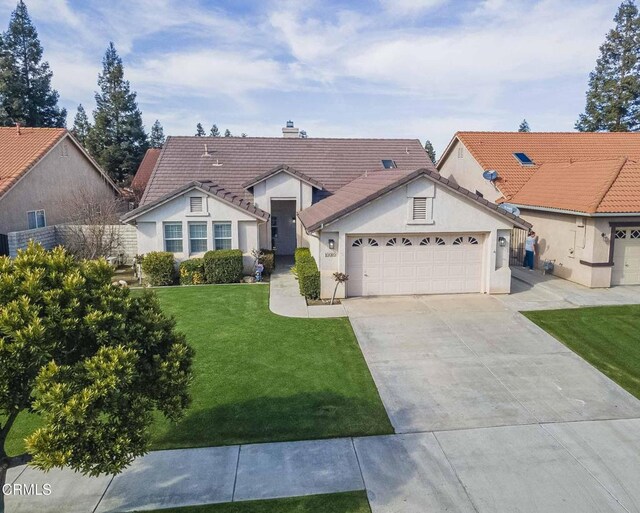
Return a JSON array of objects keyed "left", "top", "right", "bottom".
[
  {"left": 203, "top": 249, "right": 244, "bottom": 284},
  {"left": 294, "top": 247, "right": 320, "bottom": 300},
  {"left": 179, "top": 258, "right": 205, "bottom": 285},
  {"left": 259, "top": 249, "right": 275, "bottom": 274},
  {"left": 141, "top": 252, "right": 176, "bottom": 286}
]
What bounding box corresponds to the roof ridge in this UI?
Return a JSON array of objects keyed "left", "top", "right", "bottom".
[
  {"left": 140, "top": 139, "right": 171, "bottom": 205},
  {"left": 455, "top": 130, "right": 640, "bottom": 135},
  {"left": 593, "top": 156, "right": 628, "bottom": 213},
  {"left": 164, "top": 136, "right": 423, "bottom": 142}
]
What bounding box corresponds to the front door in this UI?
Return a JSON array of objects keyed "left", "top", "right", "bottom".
[{"left": 270, "top": 200, "right": 297, "bottom": 255}]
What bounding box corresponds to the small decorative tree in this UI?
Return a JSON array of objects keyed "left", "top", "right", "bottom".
[{"left": 331, "top": 272, "right": 349, "bottom": 305}]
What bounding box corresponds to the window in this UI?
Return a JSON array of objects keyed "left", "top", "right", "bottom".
[
  {"left": 615, "top": 229, "right": 627, "bottom": 240},
  {"left": 189, "top": 223, "right": 208, "bottom": 253},
  {"left": 475, "top": 190, "right": 484, "bottom": 198},
  {"left": 214, "top": 222, "right": 232, "bottom": 250},
  {"left": 190, "top": 196, "right": 204, "bottom": 213},
  {"left": 453, "top": 236, "right": 463, "bottom": 246},
  {"left": 367, "top": 238, "right": 379, "bottom": 246},
  {"left": 386, "top": 237, "right": 397, "bottom": 246},
  {"left": 27, "top": 210, "right": 46, "bottom": 229},
  {"left": 631, "top": 229, "right": 640, "bottom": 239},
  {"left": 352, "top": 238, "right": 363, "bottom": 247},
  {"left": 164, "top": 222, "right": 183, "bottom": 253},
  {"left": 468, "top": 236, "right": 479, "bottom": 245},
  {"left": 420, "top": 237, "right": 430, "bottom": 246},
  {"left": 412, "top": 197, "right": 427, "bottom": 220},
  {"left": 513, "top": 152, "right": 534, "bottom": 166},
  {"left": 435, "top": 237, "right": 445, "bottom": 246},
  {"left": 381, "top": 159, "right": 397, "bottom": 169},
  {"left": 401, "top": 237, "right": 412, "bottom": 246}
]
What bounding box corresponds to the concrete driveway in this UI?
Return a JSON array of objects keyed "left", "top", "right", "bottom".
[{"left": 344, "top": 294, "right": 640, "bottom": 513}]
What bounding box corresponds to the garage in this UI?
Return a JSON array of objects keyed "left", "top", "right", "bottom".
[
  {"left": 612, "top": 227, "right": 640, "bottom": 285},
  {"left": 346, "top": 233, "right": 484, "bottom": 296}
]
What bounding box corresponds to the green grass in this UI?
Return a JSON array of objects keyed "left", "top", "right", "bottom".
[
  {"left": 136, "top": 491, "right": 371, "bottom": 513},
  {"left": 5, "top": 284, "right": 391, "bottom": 455},
  {"left": 524, "top": 305, "right": 640, "bottom": 399}
]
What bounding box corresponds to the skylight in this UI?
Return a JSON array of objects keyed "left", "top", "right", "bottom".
[
  {"left": 381, "top": 159, "right": 397, "bottom": 169},
  {"left": 513, "top": 152, "right": 534, "bottom": 166}
]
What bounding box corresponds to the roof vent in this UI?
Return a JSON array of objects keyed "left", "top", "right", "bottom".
[
  {"left": 212, "top": 159, "right": 223, "bottom": 167},
  {"left": 202, "top": 144, "right": 211, "bottom": 157},
  {"left": 286, "top": 120, "right": 294, "bottom": 128}
]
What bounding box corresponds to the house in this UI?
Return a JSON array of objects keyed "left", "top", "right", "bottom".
[
  {"left": 131, "top": 147, "right": 161, "bottom": 203},
  {"left": 0, "top": 126, "right": 119, "bottom": 255},
  {"left": 122, "top": 123, "right": 530, "bottom": 298},
  {"left": 437, "top": 132, "right": 640, "bottom": 287}
]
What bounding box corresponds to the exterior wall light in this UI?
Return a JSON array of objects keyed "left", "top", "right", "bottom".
[
  {"left": 328, "top": 239, "right": 335, "bottom": 250},
  {"left": 498, "top": 236, "right": 507, "bottom": 247}
]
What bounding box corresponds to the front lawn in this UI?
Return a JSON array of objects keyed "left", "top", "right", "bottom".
[
  {"left": 524, "top": 305, "right": 640, "bottom": 399},
  {"left": 5, "top": 284, "right": 391, "bottom": 454},
  {"left": 138, "top": 491, "right": 371, "bottom": 513}
]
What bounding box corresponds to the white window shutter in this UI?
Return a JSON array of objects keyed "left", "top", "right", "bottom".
[{"left": 412, "top": 197, "right": 427, "bottom": 220}]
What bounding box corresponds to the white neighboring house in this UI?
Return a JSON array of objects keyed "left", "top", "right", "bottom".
[{"left": 122, "top": 123, "right": 530, "bottom": 298}]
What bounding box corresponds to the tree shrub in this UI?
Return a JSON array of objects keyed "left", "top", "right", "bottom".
[
  {"left": 179, "top": 258, "right": 205, "bottom": 285},
  {"left": 294, "top": 247, "right": 320, "bottom": 299},
  {"left": 260, "top": 249, "right": 275, "bottom": 274},
  {"left": 141, "top": 252, "right": 176, "bottom": 286},
  {"left": 203, "top": 249, "right": 243, "bottom": 284}
]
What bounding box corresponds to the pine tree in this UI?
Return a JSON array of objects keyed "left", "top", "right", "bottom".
[
  {"left": 424, "top": 140, "right": 436, "bottom": 164},
  {"left": 576, "top": 0, "right": 640, "bottom": 131},
  {"left": 0, "top": 0, "right": 66, "bottom": 127},
  {"left": 71, "top": 104, "right": 91, "bottom": 145},
  {"left": 241, "top": 133, "right": 247, "bottom": 138},
  {"left": 150, "top": 120, "right": 165, "bottom": 148},
  {"left": 224, "top": 128, "right": 232, "bottom": 137},
  {"left": 195, "top": 123, "right": 205, "bottom": 136},
  {"left": 210, "top": 124, "right": 220, "bottom": 137},
  {"left": 518, "top": 119, "right": 531, "bottom": 132},
  {"left": 85, "top": 43, "right": 148, "bottom": 182}
]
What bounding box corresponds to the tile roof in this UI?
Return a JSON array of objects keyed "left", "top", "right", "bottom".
[
  {"left": 141, "top": 136, "right": 430, "bottom": 205},
  {"left": 122, "top": 180, "right": 270, "bottom": 223},
  {"left": 297, "top": 167, "right": 531, "bottom": 232},
  {"left": 131, "top": 148, "right": 161, "bottom": 197},
  {"left": 0, "top": 127, "right": 66, "bottom": 199},
  {"left": 450, "top": 132, "right": 640, "bottom": 214}
]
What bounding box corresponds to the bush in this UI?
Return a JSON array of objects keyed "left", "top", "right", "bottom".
[
  {"left": 260, "top": 249, "right": 275, "bottom": 274},
  {"left": 179, "top": 258, "right": 205, "bottom": 285},
  {"left": 294, "top": 247, "right": 320, "bottom": 299},
  {"left": 203, "top": 249, "right": 244, "bottom": 284},
  {"left": 141, "top": 252, "right": 176, "bottom": 286}
]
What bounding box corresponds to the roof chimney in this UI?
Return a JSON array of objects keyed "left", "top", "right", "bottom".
[{"left": 282, "top": 120, "right": 299, "bottom": 138}]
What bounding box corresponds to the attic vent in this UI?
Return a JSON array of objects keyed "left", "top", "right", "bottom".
[
  {"left": 190, "top": 196, "right": 203, "bottom": 213},
  {"left": 381, "top": 159, "right": 397, "bottom": 169},
  {"left": 202, "top": 144, "right": 211, "bottom": 157},
  {"left": 513, "top": 152, "right": 534, "bottom": 166},
  {"left": 412, "top": 197, "right": 427, "bottom": 220}
]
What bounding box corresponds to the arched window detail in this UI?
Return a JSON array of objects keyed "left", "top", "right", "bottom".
[
  {"left": 420, "top": 237, "right": 430, "bottom": 246},
  {"left": 368, "top": 238, "right": 379, "bottom": 246},
  {"left": 435, "top": 237, "right": 446, "bottom": 246},
  {"left": 453, "top": 236, "right": 463, "bottom": 246},
  {"left": 386, "top": 238, "right": 397, "bottom": 246},
  {"left": 352, "top": 238, "right": 363, "bottom": 247},
  {"left": 468, "top": 236, "right": 479, "bottom": 245},
  {"left": 402, "top": 237, "right": 412, "bottom": 246}
]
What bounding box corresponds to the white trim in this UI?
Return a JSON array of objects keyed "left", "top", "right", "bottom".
[
  {"left": 244, "top": 167, "right": 322, "bottom": 189},
  {"left": 515, "top": 203, "right": 640, "bottom": 217},
  {"left": 27, "top": 209, "right": 46, "bottom": 229}
]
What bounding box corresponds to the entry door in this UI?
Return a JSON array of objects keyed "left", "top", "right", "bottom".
[
  {"left": 612, "top": 227, "right": 640, "bottom": 285},
  {"left": 346, "top": 234, "right": 484, "bottom": 297}
]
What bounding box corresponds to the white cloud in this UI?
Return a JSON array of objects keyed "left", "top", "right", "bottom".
[{"left": 378, "top": 0, "right": 449, "bottom": 16}]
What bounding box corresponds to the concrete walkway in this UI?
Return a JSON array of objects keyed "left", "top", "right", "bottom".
[{"left": 268, "top": 256, "right": 346, "bottom": 318}]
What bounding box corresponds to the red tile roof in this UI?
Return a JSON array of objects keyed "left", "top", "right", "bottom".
[
  {"left": 0, "top": 127, "right": 67, "bottom": 199},
  {"left": 131, "top": 148, "right": 161, "bottom": 198}
]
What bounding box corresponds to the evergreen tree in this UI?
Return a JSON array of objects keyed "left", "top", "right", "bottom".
[
  {"left": 210, "top": 124, "right": 220, "bottom": 137},
  {"left": 85, "top": 43, "right": 148, "bottom": 182},
  {"left": 518, "top": 119, "right": 531, "bottom": 132},
  {"left": 71, "top": 104, "right": 91, "bottom": 145},
  {"left": 150, "top": 119, "right": 165, "bottom": 148},
  {"left": 241, "top": 132, "right": 247, "bottom": 138},
  {"left": 0, "top": 0, "right": 66, "bottom": 127},
  {"left": 224, "top": 128, "right": 232, "bottom": 137},
  {"left": 576, "top": 0, "right": 640, "bottom": 131},
  {"left": 299, "top": 130, "right": 308, "bottom": 138},
  {"left": 195, "top": 123, "right": 205, "bottom": 136},
  {"left": 424, "top": 139, "right": 436, "bottom": 164}
]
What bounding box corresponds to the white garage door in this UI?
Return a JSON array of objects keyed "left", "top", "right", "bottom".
[
  {"left": 612, "top": 227, "right": 640, "bottom": 285},
  {"left": 347, "top": 234, "right": 484, "bottom": 297}
]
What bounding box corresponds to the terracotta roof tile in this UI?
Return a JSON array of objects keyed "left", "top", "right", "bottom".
[
  {"left": 131, "top": 148, "right": 161, "bottom": 197},
  {"left": 0, "top": 127, "right": 67, "bottom": 199},
  {"left": 452, "top": 132, "right": 640, "bottom": 213}
]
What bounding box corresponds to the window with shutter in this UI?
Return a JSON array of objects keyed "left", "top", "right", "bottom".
[
  {"left": 190, "top": 196, "right": 203, "bottom": 213},
  {"left": 412, "top": 197, "right": 427, "bottom": 220}
]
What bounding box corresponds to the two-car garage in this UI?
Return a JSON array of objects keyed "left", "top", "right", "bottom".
[{"left": 346, "top": 233, "right": 485, "bottom": 296}]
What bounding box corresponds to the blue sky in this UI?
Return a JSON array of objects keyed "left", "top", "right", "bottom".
[{"left": 0, "top": 0, "right": 623, "bottom": 153}]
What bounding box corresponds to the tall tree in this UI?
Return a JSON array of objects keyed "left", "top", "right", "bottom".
[
  {"left": 224, "top": 128, "right": 232, "bottom": 137},
  {"left": 424, "top": 139, "right": 436, "bottom": 164},
  {"left": 576, "top": 0, "right": 640, "bottom": 131},
  {"left": 85, "top": 43, "right": 148, "bottom": 182},
  {"left": 71, "top": 104, "right": 91, "bottom": 145},
  {"left": 150, "top": 119, "right": 165, "bottom": 148},
  {"left": 209, "top": 124, "right": 220, "bottom": 137},
  {"left": 518, "top": 119, "right": 531, "bottom": 132},
  {"left": 0, "top": 0, "right": 66, "bottom": 127}
]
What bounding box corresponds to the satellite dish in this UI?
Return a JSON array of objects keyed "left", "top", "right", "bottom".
[
  {"left": 482, "top": 170, "right": 499, "bottom": 181},
  {"left": 499, "top": 203, "right": 521, "bottom": 217}
]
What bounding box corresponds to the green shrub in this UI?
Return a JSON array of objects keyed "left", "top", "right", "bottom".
[
  {"left": 203, "top": 249, "right": 244, "bottom": 284},
  {"left": 179, "top": 258, "right": 205, "bottom": 285},
  {"left": 260, "top": 249, "right": 275, "bottom": 274},
  {"left": 294, "top": 247, "right": 320, "bottom": 299},
  {"left": 141, "top": 252, "right": 176, "bottom": 286}
]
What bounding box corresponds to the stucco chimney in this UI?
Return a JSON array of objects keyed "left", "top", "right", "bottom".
[{"left": 282, "top": 120, "right": 299, "bottom": 138}]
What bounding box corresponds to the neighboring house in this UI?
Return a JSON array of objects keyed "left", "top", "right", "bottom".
[
  {"left": 0, "top": 126, "right": 119, "bottom": 254},
  {"left": 131, "top": 148, "right": 161, "bottom": 203},
  {"left": 122, "top": 123, "right": 529, "bottom": 298},
  {"left": 438, "top": 132, "right": 640, "bottom": 287}
]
